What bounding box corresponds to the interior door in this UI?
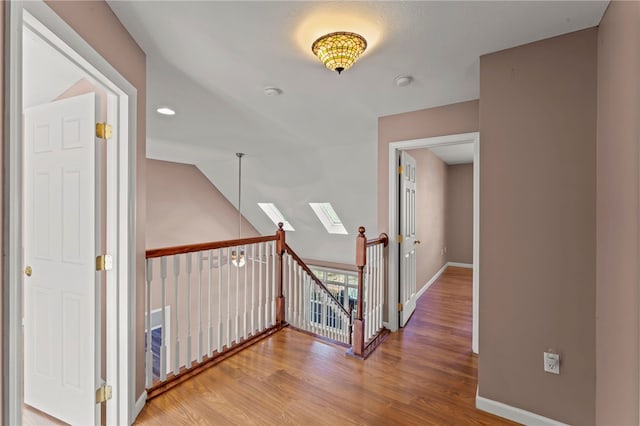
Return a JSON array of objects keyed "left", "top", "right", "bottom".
[
  {"left": 399, "top": 151, "right": 417, "bottom": 326},
  {"left": 23, "top": 93, "right": 100, "bottom": 425}
]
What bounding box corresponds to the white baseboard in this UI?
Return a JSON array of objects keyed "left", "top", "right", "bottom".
[
  {"left": 448, "top": 262, "right": 473, "bottom": 268},
  {"left": 476, "top": 392, "right": 568, "bottom": 426},
  {"left": 132, "top": 391, "right": 147, "bottom": 423},
  {"left": 417, "top": 263, "right": 448, "bottom": 300}
]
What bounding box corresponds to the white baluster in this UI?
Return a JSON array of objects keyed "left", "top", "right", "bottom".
[
  {"left": 301, "top": 267, "right": 305, "bottom": 329},
  {"left": 370, "top": 248, "right": 374, "bottom": 340},
  {"left": 271, "top": 241, "right": 276, "bottom": 325},
  {"left": 186, "top": 253, "right": 192, "bottom": 366},
  {"left": 265, "top": 243, "right": 271, "bottom": 328},
  {"left": 321, "top": 290, "right": 327, "bottom": 339},
  {"left": 372, "top": 246, "right": 377, "bottom": 335},
  {"left": 227, "top": 247, "right": 232, "bottom": 348},
  {"left": 258, "top": 243, "right": 263, "bottom": 331},
  {"left": 244, "top": 245, "right": 248, "bottom": 340},
  {"left": 287, "top": 256, "right": 293, "bottom": 323},
  {"left": 293, "top": 263, "right": 299, "bottom": 327},
  {"left": 197, "top": 251, "right": 203, "bottom": 363},
  {"left": 173, "top": 255, "right": 180, "bottom": 375},
  {"left": 208, "top": 250, "right": 213, "bottom": 357},
  {"left": 303, "top": 274, "right": 308, "bottom": 331},
  {"left": 377, "top": 245, "right": 382, "bottom": 332},
  {"left": 251, "top": 244, "right": 256, "bottom": 335},
  {"left": 366, "top": 247, "right": 371, "bottom": 341},
  {"left": 160, "top": 257, "right": 167, "bottom": 381},
  {"left": 145, "top": 259, "right": 153, "bottom": 388},
  {"left": 217, "top": 249, "right": 223, "bottom": 353},
  {"left": 235, "top": 246, "right": 240, "bottom": 344}
]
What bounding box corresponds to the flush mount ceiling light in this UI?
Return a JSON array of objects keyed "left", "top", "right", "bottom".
[
  {"left": 156, "top": 106, "right": 175, "bottom": 116},
  {"left": 311, "top": 31, "right": 367, "bottom": 74}
]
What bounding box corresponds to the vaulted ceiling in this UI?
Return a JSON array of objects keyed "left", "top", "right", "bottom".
[{"left": 108, "top": 1, "right": 607, "bottom": 264}]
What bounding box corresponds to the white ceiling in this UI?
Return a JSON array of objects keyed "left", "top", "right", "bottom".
[
  {"left": 108, "top": 1, "right": 607, "bottom": 264},
  {"left": 427, "top": 143, "right": 475, "bottom": 165}
]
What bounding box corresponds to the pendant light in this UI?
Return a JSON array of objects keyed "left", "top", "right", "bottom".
[{"left": 231, "top": 153, "right": 246, "bottom": 268}]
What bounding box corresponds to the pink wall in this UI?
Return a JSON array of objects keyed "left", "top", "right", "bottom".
[
  {"left": 446, "top": 164, "right": 473, "bottom": 264},
  {"left": 44, "top": 0, "right": 148, "bottom": 398},
  {"left": 146, "top": 159, "right": 259, "bottom": 249},
  {"left": 377, "top": 100, "right": 478, "bottom": 234},
  {"left": 479, "top": 28, "right": 597, "bottom": 424},
  {"left": 595, "top": 1, "right": 640, "bottom": 423},
  {"left": 406, "top": 148, "right": 448, "bottom": 290}
]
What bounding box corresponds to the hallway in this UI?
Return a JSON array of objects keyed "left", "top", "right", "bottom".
[{"left": 135, "top": 266, "right": 515, "bottom": 425}]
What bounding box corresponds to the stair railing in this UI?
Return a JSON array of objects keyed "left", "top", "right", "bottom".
[
  {"left": 144, "top": 231, "right": 284, "bottom": 397},
  {"left": 144, "top": 224, "right": 388, "bottom": 398},
  {"left": 352, "top": 227, "right": 389, "bottom": 358},
  {"left": 282, "top": 242, "right": 352, "bottom": 345}
]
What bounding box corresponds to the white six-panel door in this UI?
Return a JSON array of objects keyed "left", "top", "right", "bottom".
[
  {"left": 399, "top": 151, "right": 417, "bottom": 327},
  {"left": 23, "top": 93, "right": 100, "bottom": 425}
]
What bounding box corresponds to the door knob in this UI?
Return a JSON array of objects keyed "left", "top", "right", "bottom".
[
  {"left": 414, "top": 240, "right": 421, "bottom": 245},
  {"left": 24, "top": 266, "right": 32, "bottom": 277}
]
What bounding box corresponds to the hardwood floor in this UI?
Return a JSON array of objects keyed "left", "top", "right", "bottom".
[
  {"left": 23, "top": 404, "right": 68, "bottom": 426},
  {"left": 135, "top": 266, "right": 517, "bottom": 425}
]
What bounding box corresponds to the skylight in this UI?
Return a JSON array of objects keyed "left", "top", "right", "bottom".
[
  {"left": 257, "top": 203, "right": 294, "bottom": 231},
  {"left": 309, "top": 203, "right": 348, "bottom": 235}
]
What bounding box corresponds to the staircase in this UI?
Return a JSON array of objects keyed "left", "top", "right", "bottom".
[{"left": 144, "top": 224, "right": 388, "bottom": 398}]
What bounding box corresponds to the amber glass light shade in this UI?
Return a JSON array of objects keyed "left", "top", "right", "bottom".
[{"left": 311, "top": 31, "right": 367, "bottom": 74}]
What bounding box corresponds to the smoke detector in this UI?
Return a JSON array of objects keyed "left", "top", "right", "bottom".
[{"left": 394, "top": 75, "right": 413, "bottom": 87}]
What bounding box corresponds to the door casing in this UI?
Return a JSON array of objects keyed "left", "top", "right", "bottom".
[
  {"left": 4, "top": 2, "right": 137, "bottom": 424},
  {"left": 387, "top": 132, "right": 480, "bottom": 354}
]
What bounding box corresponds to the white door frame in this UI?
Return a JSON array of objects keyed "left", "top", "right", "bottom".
[
  {"left": 4, "top": 2, "right": 137, "bottom": 424},
  {"left": 387, "top": 132, "right": 480, "bottom": 354}
]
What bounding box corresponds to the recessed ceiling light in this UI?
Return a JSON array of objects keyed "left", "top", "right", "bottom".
[
  {"left": 156, "top": 107, "right": 176, "bottom": 115},
  {"left": 394, "top": 75, "right": 413, "bottom": 87},
  {"left": 263, "top": 87, "right": 282, "bottom": 96}
]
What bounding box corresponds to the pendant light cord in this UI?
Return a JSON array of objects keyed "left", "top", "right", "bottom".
[{"left": 236, "top": 153, "right": 244, "bottom": 239}]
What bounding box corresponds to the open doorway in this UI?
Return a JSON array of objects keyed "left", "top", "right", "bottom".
[
  {"left": 387, "top": 132, "right": 479, "bottom": 353},
  {"left": 5, "top": 3, "right": 136, "bottom": 424}
]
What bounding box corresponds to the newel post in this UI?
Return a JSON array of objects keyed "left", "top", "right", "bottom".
[
  {"left": 276, "top": 222, "right": 286, "bottom": 325},
  {"left": 353, "top": 226, "right": 367, "bottom": 357}
]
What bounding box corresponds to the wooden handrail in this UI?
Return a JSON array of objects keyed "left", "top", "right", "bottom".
[
  {"left": 283, "top": 243, "right": 351, "bottom": 319},
  {"left": 366, "top": 233, "right": 389, "bottom": 248},
  {"left": 146, "top": 235, "right": 279, "bottom": 259}
]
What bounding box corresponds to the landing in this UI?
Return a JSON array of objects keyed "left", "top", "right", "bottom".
[{"left": 135, "top": 266, "right": 515, "bottom": 425}]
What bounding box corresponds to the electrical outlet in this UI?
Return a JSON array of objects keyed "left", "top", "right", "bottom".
[{"left": 544, "top": 351, "right": 560, "bottom": 374}]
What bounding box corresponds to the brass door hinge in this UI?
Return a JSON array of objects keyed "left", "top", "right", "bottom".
[
  {"left": 398, "top": 165, "right": 403, "bottom": 175},
  {"left": 397, "top": 234, "right": 403, "bottom": 243},
  {"left": 96, "top": 254, "right": 113, "bottom": 271},
  {"left": 398, "top": 303, "right": 403, "bottom": 312},
  {"left": 96, "top": 122, "right": 112, "bottom": 140},
  {"left": 96, "top": 384, "right": 112, "bottom": 403}
]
